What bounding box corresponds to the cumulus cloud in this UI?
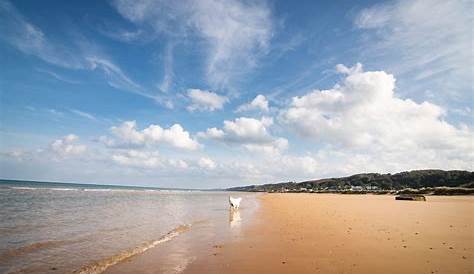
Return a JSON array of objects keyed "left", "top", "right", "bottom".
[
  {"left": 186, "top": 89, "right": 228, "bottom": 112},
  {"left": 199, "top": 116, "right": 287, "bottom": 154},
  {"left": 200, "top": 117, "right": 273, "bottom": 143},
  {"left": 104, "top": 120, "right": 200, "bottom": 150},
  {"left": 3, "top": 135, "right": 87, "bottom": 163},
  {"left": 236, "top": 94, "right": 269, "bottom": 112},
  {"left": 49, "top": 134, "right": 86, "bottom": 158},
  {"left": 111, "top": 0, "right": 273, "bottom": 87},
  {"left": 281, "top": 64, "right": 473, "bottom": 168}
]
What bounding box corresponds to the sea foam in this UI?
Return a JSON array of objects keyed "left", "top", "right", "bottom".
[{"left": 73, "top": 224, "right": 191, "bottom": 274}]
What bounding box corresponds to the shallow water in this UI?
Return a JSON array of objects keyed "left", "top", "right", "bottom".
[{"left": 0, "top": 180, "right": 258, "bottom": 274}]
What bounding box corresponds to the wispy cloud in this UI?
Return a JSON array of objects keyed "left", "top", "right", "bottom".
[
  {"left": 1, "top": 1, "right": 160, "bottom": 102},
  {"left": 191, "top": 0, "right": 272, "bottom": 88},
  {"left": 70, "top": 109, "right": 97, "bottom": 121},
  {"left": 0, "top": 0, "right": 85, "bottom": 69},
  {"left": 45, "top": 108, "right": 64, "bottom": 118},
  {"left": 354, "top": 0, "right": 473, "bottom": 103},
  {"left": 86, "top": 56, "right": 145, "bottom": 96},
  {"left": 111, "top": 0, "right": 273, "bottom": 88},
  {"left": 157, "top": 43, "right": 174, "bottom": 93},
  {"left": 99, "top": 27, "right": 145, "bottom": 43},
  {"left": 36, "top": 68, "right": 80, "bottom": 84}
]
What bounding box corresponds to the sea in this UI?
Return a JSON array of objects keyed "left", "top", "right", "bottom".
[{"left": 0, "top": 179, "right": 259, "bottom": 274}]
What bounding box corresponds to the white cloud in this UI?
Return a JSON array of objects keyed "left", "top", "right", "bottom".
[
  {"left": 259, "top": 154, "right": 320, "bottom": 178},
  {"left": 243, "top": 137, "right": 288, "bottom": 156},
  {"left": 169, "top": 159, "right": 189, "bottom": 169},
  {"left": 47, "top": 109, "right": 64, "bottom": 117},
  {"left": 0, "top": 150, "right": 33, "bottom": 162},
  {"left": 335, "top": 63, "right": 363, "bottom": 75},
  {"left": 164, "top": 100, "right": 174, "bottom": 109},
  {"left": 198, "top": 157, "right": 217, "bottom": 170},
  {"left": 186, "top": 89, "right": 228, "bottom": 112},
  {"left": 199, "top": 116, "right": 287, "bottom": 154},
  {"left": 36, "top": 68, "right": 80, "bottom": 84},
  {"left": 107, "top": 121, "right": 200, "bottom": 150},
  {"left": 281, "top": 64, "right": 473, "bottom": 168},
  {"left": 111, "top": 0, "right": 273, "bottom": 87},
  {"left": 191, "top": 0, "right": 272, "bottom": 87},
  {"left": 0, "top": 1, "right": 158, "bottom": 102},
  {"left": 70, "top": 109, "right": 97, "bottom": 121},
  {"left": 200, "top": 117, "right": 273, "bottom": 143},
  {"left": 0, "top": 1, "right": 85, "bottom": 69},
  {"left": 354, "top": 0, "right": 472, "bottom": 102},
  {"left": 354, "top": 3, "right": 392, "bottom": 29},
  {"left": 236, "top": 94, "right": 269, "bottom": 112},
  {"left": 100, "top": 28, "right": 145, "bottom": 43},
  {"left": 111, "top": 149, "right": 189, "bottom": 169},
  {"left": 112, "top": 150, "right": 163, "bottom": 168},
  {"left": 222, "top": 116, "right": 274, "bottom": 143},
  {"left": 200, "top": 127, "right": 225, "bottom": 139},
  {"left": 49, "top": 134, "right": 86, "bottom": 158},
  {"left": 193, "top": 154, "right": 321, "bottom": 183},
  {"left": 154, "top": 124, "right": 200, "bottom": 150},
  {"left": 110, "top": 147, "right": 202, "bottom": 171},
  {"left": 109, "top": 121, "right": 145, "bottom": 145},
  {"left": 158, "top": 44, "right": 174, "bottom": 93},
  {"left": 86, "top": 56, "right": 152, "bottom": 99}
]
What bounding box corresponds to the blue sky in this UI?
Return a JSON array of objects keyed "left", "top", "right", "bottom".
[{"left": 0, "top": 0, "right": 472, "bottom": 188}]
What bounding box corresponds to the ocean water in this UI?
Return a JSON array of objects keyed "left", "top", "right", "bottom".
[{"left": 0, "top": 180, "right": 258, "bottom": 274}]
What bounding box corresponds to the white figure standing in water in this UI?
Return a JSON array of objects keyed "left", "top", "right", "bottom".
[
  {"left": 229, "top": 196, "right": 242, "bottom": 209},
  {"left": 229, "top": 196, "right": 242, "bottom": 228},
  {"left": 229, "top": 207, "right": 241, "bottom": 228}
]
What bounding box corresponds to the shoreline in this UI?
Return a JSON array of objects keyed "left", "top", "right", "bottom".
[
  {"left": 106, "top": 193, "right": 473, "bottom": 274},
  {"left": 101, "top": 192, "right": 261, "bottom": 274}
]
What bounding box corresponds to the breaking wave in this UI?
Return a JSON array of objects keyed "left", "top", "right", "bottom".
[
  {"left": 9, "top": 186, "right": 38, "bottom": 190},
  {"left": 72, "top": 224, "right": 191, "bottom": 274},
  {"left": 9, "top": 186, "right": 79, "bottom": 191}
]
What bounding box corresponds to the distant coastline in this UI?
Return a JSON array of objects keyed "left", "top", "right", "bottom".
[
  {"left": 0, "top": 179, "right": 201, "bottom": 192},
  {"left": 228, "top": 169, "right": 474, "bottom": 195}
]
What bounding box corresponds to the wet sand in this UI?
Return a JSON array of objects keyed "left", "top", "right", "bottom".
[{"left": 106, "top": 194, "right": 473, "bottom": 274}]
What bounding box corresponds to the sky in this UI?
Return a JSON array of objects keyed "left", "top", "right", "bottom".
[{"left": 0, "top": 0, "right": 472, "bottom": 188}]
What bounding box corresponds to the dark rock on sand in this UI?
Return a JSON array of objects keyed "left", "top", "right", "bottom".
[{"left": 395, "top": 194, "right": 426, "bottom": 201}]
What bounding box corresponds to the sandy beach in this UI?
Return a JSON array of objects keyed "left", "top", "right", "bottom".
[{"left": 105, "top": 194, "right": 473, "bottom": 274}]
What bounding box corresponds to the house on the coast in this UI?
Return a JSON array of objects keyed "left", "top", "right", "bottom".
[
  {"left": 350, "top": 186, "right": 364, "bottom": 191},
  {"left": 366, "top": 185, "right": 379, "bottom": 191}
]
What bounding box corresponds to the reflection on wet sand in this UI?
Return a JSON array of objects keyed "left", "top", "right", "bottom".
[
  {"left": 229, "top": 208, "right": 241, "bottom": 228},
  {"left": 101, "top": 193, "right": 261, "bottom": 274}
]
